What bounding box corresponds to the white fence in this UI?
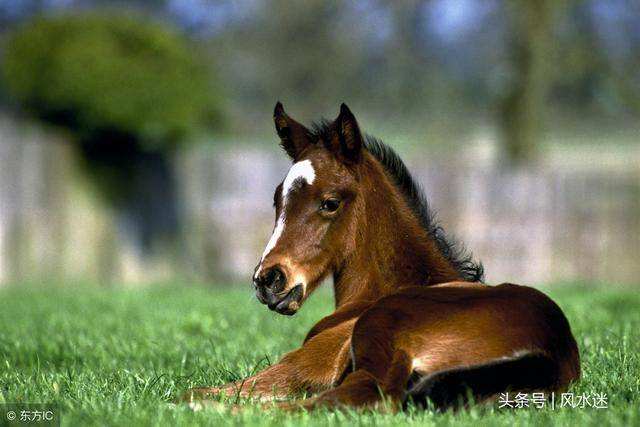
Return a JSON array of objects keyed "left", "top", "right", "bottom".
[{"left": 1, "top": 115, "right": 638, "bottom": 286}]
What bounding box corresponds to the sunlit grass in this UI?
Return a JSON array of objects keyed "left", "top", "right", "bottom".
[{"left": 0, "top": 284, "right": 638, "bottom": 426}]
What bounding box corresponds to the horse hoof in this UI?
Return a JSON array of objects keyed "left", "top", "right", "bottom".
[{"left": 176, "top": 387, "right": 219, "bottom": 404}]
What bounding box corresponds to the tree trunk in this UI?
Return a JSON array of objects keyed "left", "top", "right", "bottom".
[
  {"left": 79, "top": 132, "right": 183, "bottom": 281},
  {"left": 498, "top": 0, "right": 565, "bottom": 165},
  {"left": 121, "top": 149, "right": 182, "bottom": 258}
]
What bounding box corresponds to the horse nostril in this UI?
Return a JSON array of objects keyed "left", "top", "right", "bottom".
[
  {"left": 271, "top": 268, "right": 286, "bottom": 291},
  {"left": 257, "top": 266, "right": 286, "bottom": 292}
]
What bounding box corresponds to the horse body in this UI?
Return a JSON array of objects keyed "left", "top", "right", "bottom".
[
  {"left": 310, "top": 282, "right": 580, "bottom": 409},
  {"left": 184, "top": 103, "right": 580, "bottom": 410}
]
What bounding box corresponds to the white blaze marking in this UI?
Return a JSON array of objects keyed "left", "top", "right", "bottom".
[
  {"left": 256, "top": 160, "right": 315, "bottom": 275},
  {"left": 260, "top": 216, "right": 284, "bottom": 264},
  {"left": 281, "top": 159, "right": 316, "bottom": 202}
]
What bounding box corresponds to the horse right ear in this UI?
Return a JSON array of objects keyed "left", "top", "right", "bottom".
[
  {"left": 330, "top": 103, "right": 363, "bottom": 164},
  {"left": 273, "top": 102, "right": 312, "bottom": 161}
]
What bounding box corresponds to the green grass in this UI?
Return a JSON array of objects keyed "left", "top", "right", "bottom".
[{"left": 0, "top": 284, "right": 638, "bottom": 426}]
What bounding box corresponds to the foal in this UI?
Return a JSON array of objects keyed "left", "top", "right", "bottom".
[{"left": 185, "top": 103, "right": 580, "bottom": 410}]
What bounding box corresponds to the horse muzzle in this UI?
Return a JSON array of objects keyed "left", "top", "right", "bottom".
[
  {"left": 255, "top": 282, "right": 304, "bottom": 315},
  {"left": 254, "top": 266, "right": 304, "bottom": 315}
]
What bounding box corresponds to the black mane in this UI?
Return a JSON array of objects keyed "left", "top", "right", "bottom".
[{"left": 311, "top": 120, "right": 484, "bottom": 283}]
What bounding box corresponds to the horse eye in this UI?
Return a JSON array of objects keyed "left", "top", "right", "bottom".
[{"left": 320, "top": 198, "right": 341, "bottom": 213}]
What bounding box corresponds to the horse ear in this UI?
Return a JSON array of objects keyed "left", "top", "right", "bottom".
[
  {"left": 273, "top": 102, "right": 312, "bottom": 160},
  {"left": 331, "top": 103, "right": 363, "bottom": 164}
]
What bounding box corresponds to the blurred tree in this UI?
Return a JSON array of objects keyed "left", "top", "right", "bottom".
[
  {"left": 2, "top": 13, "right": 221, "bottom": 260},
  {"left": 498, "top": 0, "right": 567, "bottom": 165},
  {"left": 227, "top": 0, "right": 353, "bottom": 117}
]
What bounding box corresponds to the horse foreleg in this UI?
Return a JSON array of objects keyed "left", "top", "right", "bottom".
[
  {"left": 276, "top": 305, "right": 415, "bottom": 411},
  {"left": 277, "top": 350, "right": 413, "bottom": 411},
  {"left": 180, "top": 318, "right": 357, "bottom": 403},
  {"left": 181, "top": 362, "right": 295, "bottom": 402}
]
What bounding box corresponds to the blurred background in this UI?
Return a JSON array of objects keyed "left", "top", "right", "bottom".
[{"left": 0, "top": 0, "right": 638, "bottom": 288}]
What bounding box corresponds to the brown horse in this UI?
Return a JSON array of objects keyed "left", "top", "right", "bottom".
[{"left": 183, "top": 103, "right": 580, "bottom": 410}]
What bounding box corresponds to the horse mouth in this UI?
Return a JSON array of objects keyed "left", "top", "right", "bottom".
[{"left": 266, "top": 284, "right": 304, "bottom": 316}]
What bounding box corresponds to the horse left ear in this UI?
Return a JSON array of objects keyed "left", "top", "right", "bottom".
[
  {"left": 274, "top": 102, "right": 313, "bottom": 161},
  {"left": 332, "top": 103, "right": 363, "bottom": 164}
]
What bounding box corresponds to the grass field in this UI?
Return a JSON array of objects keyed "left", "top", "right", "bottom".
[{"left": 0, "top": 284, "right": 638, "bottom": 426}]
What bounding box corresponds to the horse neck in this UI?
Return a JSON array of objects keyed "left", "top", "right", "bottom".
[{"left": 332, "top": 156, "right": 461, "bottom": 308}]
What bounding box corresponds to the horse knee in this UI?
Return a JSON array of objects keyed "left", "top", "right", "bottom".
[{"left": 311, "top": 369, "right": 383, "bottom": 409}]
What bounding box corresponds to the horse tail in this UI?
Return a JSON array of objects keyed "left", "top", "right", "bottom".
[{"left": 404, "top": 351, "right": 561, "bottom": 410}]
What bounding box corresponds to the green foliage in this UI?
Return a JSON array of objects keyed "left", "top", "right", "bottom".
[
  {"left": 2, "top": 13, "right": 219, "bottom": 150},
  {"left": 0, "top": 284, "right": 638, "bottom": 425}
]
